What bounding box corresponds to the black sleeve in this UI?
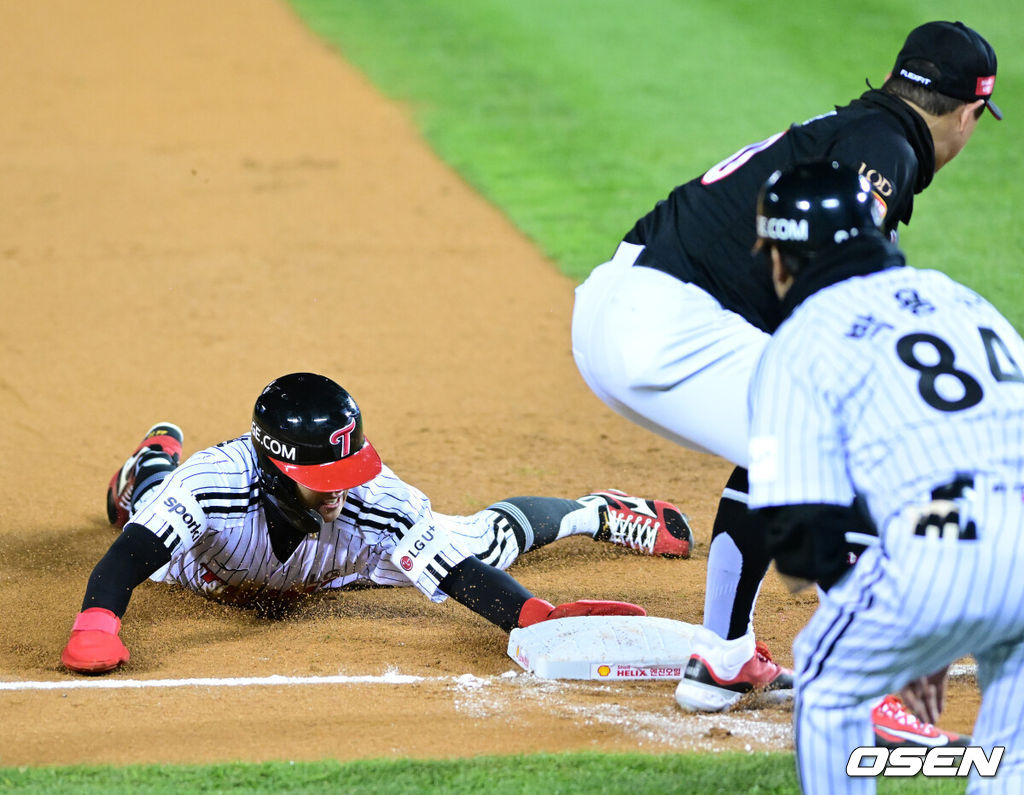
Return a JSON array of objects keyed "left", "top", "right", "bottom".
[
  {"left": 80, "top": 522, "right": 172, "bottom": 617},
  {"left": 756, "top": 502, "right": 877, "bottom": 591},
  {"left": 437, "top": 555, "right": 534, "bottom": 632}
]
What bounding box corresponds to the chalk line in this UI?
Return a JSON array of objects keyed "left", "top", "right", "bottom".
[
  {"left": 0, "top": 661, "right": 978, "bottom": 693},
  {"left": 0, "top": 671, "right": 424, "bottom": 692}
]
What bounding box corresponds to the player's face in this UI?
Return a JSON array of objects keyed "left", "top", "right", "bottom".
[
  {"left": 936, "top": 100, "right": 985, "bottom": 171},
  {"left": 294, "top": 483, "right": 348, "bottom": 522}
]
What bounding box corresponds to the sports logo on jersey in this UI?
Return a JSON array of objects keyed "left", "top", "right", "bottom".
[
  {"left": 329, "top": 420, "right": 357, "bottom": 456},
  {"left": 163, "top": 495, "right": 202, "bottom": 540}
]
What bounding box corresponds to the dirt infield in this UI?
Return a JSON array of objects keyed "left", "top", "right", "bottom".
[{"left": 0, "top": 0, "right": 979, "bottom": 767}]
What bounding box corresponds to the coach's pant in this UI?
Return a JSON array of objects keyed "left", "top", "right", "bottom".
[{"left": 794, "top": 479, "right": 1024, "bottom": 793}]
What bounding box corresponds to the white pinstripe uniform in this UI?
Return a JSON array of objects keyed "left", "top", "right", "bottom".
[
  {"left": 130, "top": 436, "right": 523, "bottom": 607},
  {"left": 748, "top": 266, "right": 1024, "bottom": 793}
]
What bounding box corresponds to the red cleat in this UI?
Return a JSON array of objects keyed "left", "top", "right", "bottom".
[
  {"left": 583, "top": 489, "right": 694, "bottom": 557},
  {"left": 105, "top": 422, "right": 183, "bottom": 528},
  {"left": 675, "top": 640, "right": 794, "bottom": 711},
  {"left": 872, "top": 694, "right": 970, "bottom": 748}
]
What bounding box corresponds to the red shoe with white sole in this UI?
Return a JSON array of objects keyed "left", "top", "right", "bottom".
[
  {"left": 872, "top": 694, "right": 970, "bottom": 748},
  {"left": 675, "top": 641, "right": 794, "bottom": 711},
  {"left": 105, "top": 422, "right": 184, "bottom": 528},
  {"left": 582, "top": 489, "right": 694, "bottom": 558}
]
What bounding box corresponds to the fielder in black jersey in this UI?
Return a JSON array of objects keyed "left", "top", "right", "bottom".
[
  {"left": 61, "top": 372, "right": 694, "bottom": 674},
  {"left": 571, "top": 20, "right": 1000, "bottom": 718},
  {"left": 626, "top": 88, "right": 933, "bottom": 334}
]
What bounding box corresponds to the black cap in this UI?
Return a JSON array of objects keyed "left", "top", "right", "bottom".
[
  {"left": 252, "top": 372, "right": 382, "bottom": 491},
  {"left": 893, "top": 21, "right": 1001, "bottom": 120}
]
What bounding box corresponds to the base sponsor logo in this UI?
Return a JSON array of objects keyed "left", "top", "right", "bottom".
[
  {"left": 590, "top": 663, "right": 684, "bottom": 679},
  {"left": 399, "top": 555, "right": 413, "bottom": 571},
  {"left": 847, "top": 746, "right": 1004, "bottom": 778}
]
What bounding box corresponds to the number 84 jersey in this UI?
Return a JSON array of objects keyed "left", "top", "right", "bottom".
[{"left": 748, "top": 266, "right": 1024, "bottom": 529}]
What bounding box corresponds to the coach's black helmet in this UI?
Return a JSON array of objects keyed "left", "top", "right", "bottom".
[
  {"left": 252, "top": 372, "right": 381, "bottom": 533},
  {"left": 756, "top": 160, "right": 885, "bottom": 263}
]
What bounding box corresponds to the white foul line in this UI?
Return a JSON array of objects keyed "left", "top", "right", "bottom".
[
  {"left": 0, "top": 672, "right": 425, "bottom": 692},
  {"left": 0, "top": 662, "right": 979, "bottom": 693}
]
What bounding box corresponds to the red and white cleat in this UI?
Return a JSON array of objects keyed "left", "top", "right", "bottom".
[
  {"left": 582, "top": 489, "right": 694, "bottom": 558},
  {"left": 675, "top": 640, "right": 794, "bottom": 711},
  {"left": 105, "top": 422, "right": 184, "bottom": 528},
  {"left": 872, "top": 694, "right": 970, "bottom": 748}
]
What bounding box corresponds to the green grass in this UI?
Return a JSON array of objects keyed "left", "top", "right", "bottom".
[
  {"left": 0, "top": 752, "right": 973, "bottom": 793},
  {"left": 288, "top": 0, "right": 1024, "bottom": 328}
]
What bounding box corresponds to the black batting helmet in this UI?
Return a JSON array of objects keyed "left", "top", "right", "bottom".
[
  {"left": 756, "top": 160, "right": 885, "bottom": 261},
  {"left": 251, "top": 372, "right": 381, "bottom": 534}
]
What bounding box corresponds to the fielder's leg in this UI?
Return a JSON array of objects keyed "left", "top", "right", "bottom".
[
  {"left": 676, "top": 468, "right": 791, "bottom": 711},
  {"left": 702, "top": 467, "right": 769, "bottom": 640}
]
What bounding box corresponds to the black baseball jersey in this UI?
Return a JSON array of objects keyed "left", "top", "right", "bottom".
[{"left": 624, "top": 89, "right": 935, "bottom": 333}]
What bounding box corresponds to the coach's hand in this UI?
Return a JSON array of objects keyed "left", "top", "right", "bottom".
[
  {"left": 517, "top": 597, "right": 646, "bottom": 627},
  {"left": 61, "top": 607, "right": 130, "bottom": 674},
  {"left": 899, "top": 666, "right": 949, "bottom": 726}
]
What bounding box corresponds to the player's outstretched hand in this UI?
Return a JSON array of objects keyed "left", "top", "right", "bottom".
[
  {"left": 61, "top": 607, "right": 130, "bottom": 674},
  {"left": 517, "top": 597, "right": 646, "bottom": 628}
]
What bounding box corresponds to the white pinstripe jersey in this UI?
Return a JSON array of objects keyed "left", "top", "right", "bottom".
[
  {"left": 130, "top": 436, "right": 519, "bottom": 606},
  {"left": 748, "top": 267, "right": 1024, "bottom": 530}
]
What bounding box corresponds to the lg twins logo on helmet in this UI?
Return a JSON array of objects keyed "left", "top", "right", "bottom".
[
  {"left": 329, "top": 419, "right": 357, "bottom": 456},
  {"left": 250, "top": 422, "right": 297, "bottom": 461},
  {"left": 758, "top": 216, "right": 809, "bottom": 241}
]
